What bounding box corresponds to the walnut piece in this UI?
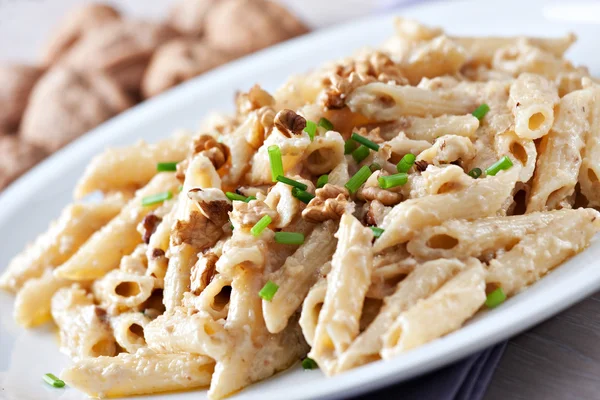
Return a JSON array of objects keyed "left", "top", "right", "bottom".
[
  {"left": 415, "top": 160, "right": 429, "bottom": 172},
  {"left": 190, "top": 252, "right": 218, "bottom": 294},
  {"left": 204, "top": 0, "right": 309, "bottom": 56},
  {"left": 359, "top": 186, "right": 403, "bottom": 206},
  {"left": 167, "top": 0, "right": 219, "bottom": 37},
  {"left": 187, "top": 188, "right": 232, "bottom": 226},
  {"left": 230, "top": 199, "right": 278, "bottom": 227},
  {"left": 274, "top": 109, "right": 306, "bottom": 137},
  {"left": 302, "top": 184, "right": 350, "bottom": 223},
  {"left": 0, "top": 64, "right": 44, "bottom": 132},
  {"left": 41, "top": 4, "right": 121, "bottom": 65},
  {"left": 171, "top": 211, "right": 223, "bottom": 251},
  {"left": 235, "top": 84, "right": 275, "bottom": 117},
  {"left": 192, "top": 134, "right": 229, "bottom": 169},
  {"left": 141, "top": 214, "right": 162, "bottom": 244},
  {"left": 0, "top": 136, "right": 47, "bottom": 190},
  {"left": 20, "top": 67, "right": 133, "bottom": 152},
  {"left": 142, "top": 39, "right": 232, "bottom": 98}
]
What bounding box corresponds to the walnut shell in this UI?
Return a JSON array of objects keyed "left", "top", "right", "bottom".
[
  {"left": 0, "top": 135, "right": 47, "bottom": 189},
  {"left": 167, "top": 0, "right": 220, "bottom": 37},
  {"left": 41, "top": 4, "right": 121, "bottom": 66},
  {"left": 60, "top": 20, "right": 179, "bottom": 95},
  {"left": 20, "top": 67, "right": 133, "bottom": 152},
  {"left": 0, "top": 65, "right": 44, "bottom": 132},
  {"left": 142, "top": 39, "right": 231, "bottom": 98},
  {"left": 204, "top": 0, "right": 309, "bottom": 56}
]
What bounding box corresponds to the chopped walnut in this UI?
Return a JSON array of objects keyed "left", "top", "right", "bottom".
[
  {"left": 414, "top": 160, "right": 429, "bottom": 172},
  {"left": 187, "top": 188, "right": 232, "bottom": 226},
  {"left": 192, "top": 134, "right": 229, "bottom": 169},
  {"left": 359, "top": 186, "right": 403, "bottom": 206},
  {"left": 274, "top": 109, "right": 306, "bottom": 137},
  {"left": 175, "top": 158, "right": 189, "bottom": 183},
  {"left": 235, "top": 84, "right": 275, "bottom": 117},
  {"left": 151, "top": 248, "right": 166, "bottom": 259},
  {"left": 171, "top": 211, "right": 223, "bottom": 251},
  {"left": 190, "top": 252, "right": 218, "bottom": 294},
  {"left": 302, "top": 184, "right": 350, "bottom": 223},
  {"left": 245, "top": 106, "right": 276, "bottom": 149},
  {"left": 364, "top": 200, "right": 391, "bottom": 226},
  {"left": 230, "top": 199, "right": 278, "bottom": 227},
  {"left": 141, "top": 213, "right": 162, "bottom": 244}
]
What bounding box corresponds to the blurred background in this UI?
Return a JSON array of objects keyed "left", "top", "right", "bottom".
[{"left": 0, "top": 0, "right": 412, "bottom": 190}]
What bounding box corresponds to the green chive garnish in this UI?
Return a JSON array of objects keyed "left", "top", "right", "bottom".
[
  {"left": 274, "top": 232, "right": 305, "bottom": 245},
  {"left": 369, "top": 163, "right": 381, "bottom": 172},
  {"left": 468, "top": 168, "right": 482, "bottom": 179},
  {"left": 351, "top": 132, "right": 380, "bottom": 151},
  {"left": 371, "top": 227, "right": 384, "bottom": 238},
  {"left": 268, "top": 145, "right": 284, "bottom": 182},
  {"left": 344, "top": 139, "right": 357, "bottom": 154},
  {"left": 276, "top": 176, "right": 308, "bottom": 191},
  {"left": 318, "top": 117, "right": 334, "bottom": 131},
  {"left": 251, "top": 215, "right": 272, "bottom": 237},
  {"left": 352, "top": 145, "right": 371, "bottom": 163},
  {"left": 317, "top": 174, "right": 329, "bottom": 188},
  {"left": 43, "top": 373, "right": 65, "bottom": 388},
  {"left": 178, "top": 185, "right": 183, "bottom": 192},
  {"left": 378, "top": 173, "right": 408, "bottom": 189},
  {"left": 226, "top": 192, "right": 248, "bottom": 202},
  {"left": 156, "top": 161, "right": 178, "bottom": 172},
  {"left": 259, "top": 280, "right": 279, "bottom": 301},
  {"left": 485, "top": 156, "right": 513, "bottom": 176},
  {"left": 292, "top": 187, "right": 315, "bottom": 204},
  {"left": 472, "top": 103, "right": 490, "bottom": 120},
  {"left": 396, "top": 154, "right": 416, "bottom": 173},
  {"left": 141, "top": 191, "right": 172, "bottom": 206},
  {"left": 302, "top": 357, "right": 319, "bottom": 370},
  {"left": 345, "top": 165, "right": 372, "bottom": 194},
  {"left": 485, "top": 287, "right": 506, "bottom": 308},
  {"left": 245, "top": 196, "right": 257, "bottom": 203},
  {"left": 304, "top": 120, "right": 317, "bottom": 141}
]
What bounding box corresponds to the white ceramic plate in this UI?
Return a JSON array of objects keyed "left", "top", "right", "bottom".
[{"left": 2, "top": 0, "right": 600, "bottom": 399}]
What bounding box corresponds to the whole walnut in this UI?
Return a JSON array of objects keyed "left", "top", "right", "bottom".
[
  {"left": 40, "top": 4, "right": 121, "bottom": 66},
  {"left": 60, "top": 20, "right": 179, "bottom": 95},
  {"left": 204, "top": 0, "right": 309, "bottom": 56},
  {"left": 142, "top": 39, "right": 232, "bottom": 98},
  {"left": 0, "top": 65, "right": 44, "bottom": 132},
  {"left": 0, "top": 135, "right": 47, "bottom": 189},
  {"left": 20, "top": 67, "right": 133, "bottom": 152},
  {"left": 167, "top": 0, "right": 220, "bottom": 37}
]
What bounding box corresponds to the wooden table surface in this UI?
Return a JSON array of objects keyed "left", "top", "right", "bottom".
[{"left": 485, "top": 291, "right": 600, "bottom": 400}]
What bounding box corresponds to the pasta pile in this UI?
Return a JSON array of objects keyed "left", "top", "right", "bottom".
[{"left": 3, "top": 17, "right": 600, "bottom": 399}]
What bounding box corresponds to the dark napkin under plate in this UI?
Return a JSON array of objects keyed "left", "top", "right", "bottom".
[{"left": 351, "top": 342, "right": 507, "bottom": 400}]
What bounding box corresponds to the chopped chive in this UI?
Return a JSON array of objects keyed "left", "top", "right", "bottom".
[
  {"left": 304, "top": 120, "right": 317, "bottom": 141},
  {"left": 226, "top": 191, "right": 248, "bottom": 202},
  {"left": 301, "top": 357, "right": 319, "bottom": 370},
  {"left": 345, "top": 165, "right": 372, "bottom": 194},
  {"left": 396, "top": 153, "right": 416, "bottom": 173},
  {"left": 251, "top": 215, "right": 272, "bottom": 237},
  {"left": 245, "top": 196, "right": 257, "bottom": 203},
  {"left": 318, "top": 117, "right": 334, "bottom": 131},
  {"left": 352, "top": 145, "right": 371, "bottom": 163},
  {"left": 268, "top": 145, "right": 284, "bottom": 182},
  {"left": 378, "top": 173, "right": 408, "bottom": 189},
  {"left": 344, "top": 139, "right": 358, "bottom": 154},
  {"left": 43, "top": 373, "right": 65, "bottom": 388},
  {"left": 156, "top": 161, "right": 178, "bottom": 172},
  {"left": 317, "top": 174, "right": 329, "bottom": 188},
  {"left": 351, "top": 132, "right": 380, "bottom": 151},
  {"left": 292, "top": 187, "right": 315, "bottom": 204},
  {"left": 485, "top": 287, "right": 506, "bottom": 308},
  {"left": 141, "top": 191, "right": 172, "bottom": 206},
  {"left": 468, "top": 167, "right": 482, "bottom": 179},
  {"left": 472, "top": 103, "right": 490, "bottom": 120},
  {"left": 485, "top": 156, "right": 513, "bottom": 176},
  {"left": 274, "top": 232, "right": 305, "bottom": 245},
  {"left": 371, "top": 227, "right": 384, "bottom": 238},
  {"left": 369, "top": 163, "right": 381, "bottom": 172},
  {"left": 178, "top": 185, "right": 183, "bottom": 192},
  {"left": 259, "top": 280, "right": 279, "bottom": 301},
  {"left": 276, "top": 176, "right": 308, "bottom": 191}
]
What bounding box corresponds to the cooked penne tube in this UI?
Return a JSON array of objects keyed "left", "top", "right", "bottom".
[
  {"left": 373, "top": 115, "right": 479, "bottom": 142},
  {"left": 0, "top": 194, "right": 125, "bottom": 293},
  {"left": 578, "top": 82, "right": 600, "bottom": 206},
  {"left": 92, "top": 269, "right": 155, "bottom": 314},
  {"left": 61, "top": 350, "right": 215, "bottom": 398},
  {"left": 380, "top": 262, "right": 486, "bottom": 357},
  {"left": 299, "top": 276, "right": 328, "bottom": 347},
  {"left": 54, "top": 173, "right": 179, "bottom": 281},
  {"left": 494, "top": 130, "right": 537, "bottom": 182},
  {"left": 400, "top": 36, "right": 467, "bottom": 85},
  {"left": 74, "top": 132, "right": 191, "bottom": 199},
  {"left": 111, "top": 312, "right": 152, "bottom": 353},
  {"left": 487, "top": 208, "right": 600, "bottom": 296}
]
